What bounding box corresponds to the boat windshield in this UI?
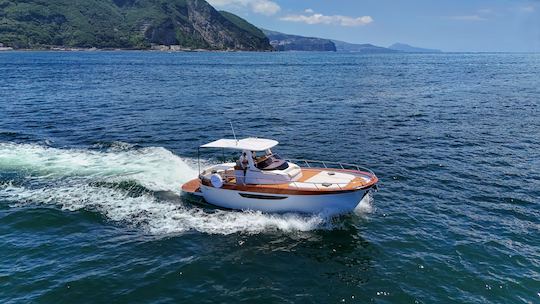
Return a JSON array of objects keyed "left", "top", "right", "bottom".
[{"left": 255, "top": 152, "right": 289, "bottom": 171}]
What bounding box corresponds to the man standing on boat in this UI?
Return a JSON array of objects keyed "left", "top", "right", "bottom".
[{"left": 239, "top": 152, "right": 249, "bottom": 184}]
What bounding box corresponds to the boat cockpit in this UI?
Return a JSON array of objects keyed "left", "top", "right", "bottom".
[
  {"left": 252, "top": 150, "right": 289, "bottom": 171},
  {"left": 198, "top": 138, "right": 302, "bottom": 186}
]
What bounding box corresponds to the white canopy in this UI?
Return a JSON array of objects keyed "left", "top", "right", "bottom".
[{"left": 200, "top": 138, "right": 278, "bottom": 151}]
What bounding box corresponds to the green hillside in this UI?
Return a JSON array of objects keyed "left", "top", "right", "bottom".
[
  {"left": 219, "top": 10, "right": 266, "bottom": 40},
  {"left": 0, "top": 0, "right": 271, "bottom": 50}
]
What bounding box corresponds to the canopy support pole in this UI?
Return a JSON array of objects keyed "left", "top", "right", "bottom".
[{"left": 229, "top": 121, "right": 238, "bottom": 144}]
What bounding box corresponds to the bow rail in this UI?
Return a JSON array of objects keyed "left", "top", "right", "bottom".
[
  {"left": 198, "top": 158, "right": 377, "bottom": 192},
  {"left": 284, "top": 158, "right": 376, "bottom": 176}
]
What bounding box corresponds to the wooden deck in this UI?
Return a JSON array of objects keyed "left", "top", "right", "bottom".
[
  {"left": 182, "top": 168, "right": 378, "bottom": 196},
  {"left": 181, "top": 178, "right": 202, "bottom": 194}
]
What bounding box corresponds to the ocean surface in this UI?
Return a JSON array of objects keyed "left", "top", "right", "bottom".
[{"left": 0, "top": 51, "right": 539, "bottom": 303}]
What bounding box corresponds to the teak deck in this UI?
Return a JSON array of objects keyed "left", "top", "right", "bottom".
[
  {"left": 182, "top": 178, "right": 202, "bottom": 194},
  {"left": 182, "top": 168, "right": 378, "bottom": 196}
]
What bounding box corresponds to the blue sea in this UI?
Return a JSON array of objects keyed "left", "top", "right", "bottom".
[{"left": 0, "top": 51, "right": 539, "bottom": 303}]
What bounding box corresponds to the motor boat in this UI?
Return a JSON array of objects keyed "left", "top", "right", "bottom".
[{"left": 181, "top": 137, "right": 378, "bottom": 214}]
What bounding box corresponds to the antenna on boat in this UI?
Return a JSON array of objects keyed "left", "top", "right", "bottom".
[{"left": 229, "top": 120, "right": 238, "bottom": 144}]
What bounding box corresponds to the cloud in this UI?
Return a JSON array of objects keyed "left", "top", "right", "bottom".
[
  {"left": 447, "top": 15, "right": 487, "bottom": 21},
  {"left": 477, "top": 8, "right": 494, "bottom": 14},
  {"left": 280, "top": 12, "right": 374, "bottom": 27},
  {"left": 518, "top": 5, "right": 536, "bottom": 13},
  {"left": 446, "top": 7, "right": 498, "bottom": 21},
  {"left": 304, "top": 8, "right": 314, "bottom": 14},
  {"left": 207, "top": 0, "right": 281, "bottom": 16}
]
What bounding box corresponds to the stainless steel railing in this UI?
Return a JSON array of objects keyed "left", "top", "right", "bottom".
[
  {"left": 199, "top": 161, "right": 376, "bottom": 191},
  {"left": 284, "top": 159, "right": 376, "bottom": 175},
  {"left": 202, "top": 172, "right": 350, "bottom": 191}
]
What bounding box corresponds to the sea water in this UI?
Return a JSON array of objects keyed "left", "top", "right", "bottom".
[{"left": 0, "top": 51, "right": 539, "bottom": 303}]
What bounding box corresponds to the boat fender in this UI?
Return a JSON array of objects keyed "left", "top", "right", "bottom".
[{"left": 210, "top": 174, "right": 223, "bottom": 188}]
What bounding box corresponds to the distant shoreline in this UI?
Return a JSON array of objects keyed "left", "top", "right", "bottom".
[
  {"left": 0, "top": 47, "right": 538, "bottom": 54},
  {"left": 0, "top": 45, "right": 275, "bottom": 52}
]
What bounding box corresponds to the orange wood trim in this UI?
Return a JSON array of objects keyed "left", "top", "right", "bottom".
[
  {"left": 296, "top": 169, "right": 321, "bottom": 182},
  {"left": 185, "top": 167, "right": 379, "bottom": 196},
  {"left": 181, "top": 179, "right": 201, "bottom": 194}
]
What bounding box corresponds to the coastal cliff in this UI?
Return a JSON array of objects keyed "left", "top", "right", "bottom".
[
  {"left": 388, "top": 43, "right": 442, "bottom": 53},
  {"left": 0, "top": 0, "right": 271, "bottom": 50},
  {"left": 331, "top": 40, "right": 399, "bottom": 53},
  {"left": 262, "top": 29, "right": 336, "bottom": 52}
]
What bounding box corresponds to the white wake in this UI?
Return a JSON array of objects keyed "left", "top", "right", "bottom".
[{"left": 0, "top": 142, "right": 344, "bottom": 235}]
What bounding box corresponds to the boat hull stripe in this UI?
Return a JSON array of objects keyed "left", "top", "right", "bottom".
[{"left": 239, "top": 193, "right": 287, "bottom": 200}]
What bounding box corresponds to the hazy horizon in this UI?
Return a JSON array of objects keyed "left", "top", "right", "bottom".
[{"left": 208, "top": 0, "right": 540, "bottom": 52}]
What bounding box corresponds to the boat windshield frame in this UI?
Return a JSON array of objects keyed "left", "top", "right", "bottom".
[{"left": 254, "top": 153, "right": 289, "bottom": 171}]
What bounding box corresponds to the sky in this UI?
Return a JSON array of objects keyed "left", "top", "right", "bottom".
[{"left": 207, "top": 0, "right": 540, "bottom": 52}]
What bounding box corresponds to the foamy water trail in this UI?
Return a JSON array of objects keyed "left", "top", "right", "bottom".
[
  {"left": 0, "top": 142, "right": 195, "bottom": 193},
  {"left": 0, "top": 142, "right": 351, "bottom": 235}
]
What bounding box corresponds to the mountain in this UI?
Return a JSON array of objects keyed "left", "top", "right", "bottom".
[
  {"left": 331, "top": 40, "right": 398, "bottom": 53},
  {"left": 388, "top": 43, "right": 442, "bottom": 53},
  {"left": 0, "top": 0, "right": 271, "bottom": 50},
  {"left": 260, "top": 29, "right": 400, "bottom": 53},
  {"left": 261, "top": 29, "right": 336, "bottom": 52}
]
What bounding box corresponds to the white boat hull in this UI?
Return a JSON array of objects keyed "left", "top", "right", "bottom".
[{"left": 199, "top": 185, "right": 370, "bottom": 214}]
